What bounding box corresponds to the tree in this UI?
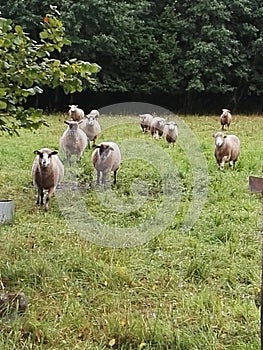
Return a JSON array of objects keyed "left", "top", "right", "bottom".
[{"left": 0, "top": 5, "right": 100, "bottom": 134}]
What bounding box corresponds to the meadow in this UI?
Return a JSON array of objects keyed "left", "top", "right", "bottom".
[{"left": 0, "top": 111, "right": 262, "bottom": 350}]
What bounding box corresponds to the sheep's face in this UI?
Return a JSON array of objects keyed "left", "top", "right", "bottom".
[
  {"left": 221, "top": 109, "right": 230, "bottom": 118},
  {"left": 158, "top": 119, "right": 165, "bottom": 127},
  {"left": 139, "top": 115, "right": 146, "bottom": 122},
  {"left": 86, "top": 115, "right": 96, "bottom": 125},
  {"left": 214, "top": 133, "right": 225, "bottom": 147},
  {"left": 34, "top": 150, "right": 58, "bottom": 168},
  {"left": 96, "top": 144, "right": 114, "bottom": 160},
  {"left": 168, "top": 122, "right": 177, "bottom": 131},
  {"left": 69, "top": 105, "right": 78, "bottom": 112},
  {"left": 65, "top": 120, "right": 78, "bottom": 132}
]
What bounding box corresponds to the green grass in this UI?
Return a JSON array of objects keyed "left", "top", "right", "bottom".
[{"left": 0, "top": 113, "right": 262, "bottom": 349}]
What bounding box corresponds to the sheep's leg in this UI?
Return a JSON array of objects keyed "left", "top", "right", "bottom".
[
  {"left": 45, "top": 187, "right": 55, "bottom": 211},
  {"left": 92, "top": 137, "right": 97, "bottom": 147},
  {"left": 229, "top": 160, "right": 236, "bottom": 169},
  {"left": 77, "top": 150, "right": 82, "bottom": 163},
  {"left": 96, "top": 170, "right": 101, "bottom": 185},
  {"left": 87, "top": 139, "right": 91, "bottom": 150},
  {"left": 219, "top": 156, "right": 228, "bottom": 170},
  {"left": 101, "top": 173, "right": 107, "bottom": 186},
  {"left": 37, "top": 188, "right": 44, "bottom": 205},
  {"left": 66, "top": 153, "right": 71, "bottom": 166},
  {"left": 154, "top": 130, "right": 159, "bottom": 140},
  {"left": 113, "top": 169, "right": 118, "bottom": 185}
]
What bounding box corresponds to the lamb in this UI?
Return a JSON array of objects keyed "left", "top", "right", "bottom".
[
  {"left": 139, "top": 113, "right": 153, "bottom": 133},
  {"left": 79, "top": 114, "right": 101, "bottom": 148},
  {"left": 91, "top": 142, "right": 121, "bottom": 186},
  {"left": 213, "top": 132, "right": 240, "bottom": 170},
  {"left": 150, "top": 116, "right": 165, "bottom": 139},
  {"left": 163, "top": 121, "right": 178, "bottom": 146},
  {"left": 32, "top": 148, "right": 64, "bottom": 211},
  {"left": 68, "top": 105, "right": 85, "bottom": 121},
  {"left": 60, "top": 121, "right": 88, "bottom": 163},
  {"left": 220, "top": 109, "right": 232, "bottom": 130}
]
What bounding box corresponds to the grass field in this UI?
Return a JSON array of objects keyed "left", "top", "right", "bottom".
[{"left": 0, "top": 111, "right": 262, "bottom": 349}]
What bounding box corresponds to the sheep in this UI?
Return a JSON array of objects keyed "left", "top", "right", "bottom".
[
  {"left": 68, "top": 105, "right": 85, "bottom": 121},
  {"left": 79, "top": 114, "right": 101, "bottom": 149},
  {"left": 91, "top": 142, "right": 121, "bottom": 186},
  {"left": 89, "top": 109, "right": 100, "bottom": 119},
  {"left": 150, "top": 116, "right": 165, "bottom": 139},
  {"left": 139, "top": 113, "right": 153, "bottom": 133},
  {"left": 163, "top": 121, "right": 178, "bottom": 146},
  {"left": 220, "top": 108, "right": 232, "bottom": 130},
  {"left": 213, "top": 132, "right": 240, "bottom": 170},
  {"left": 60, "top": 121, "right": 87, "bottom": 164},
  {"left": 32, "top": 148, "right": 64, "bottom": 211}
]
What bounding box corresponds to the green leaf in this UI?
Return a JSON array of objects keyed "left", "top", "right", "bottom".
[{"left": 0, "top": 100, "right": 7, "bottom": 109}]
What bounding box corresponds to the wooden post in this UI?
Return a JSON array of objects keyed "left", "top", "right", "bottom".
[{"left": 249, "top": 176, "right": 263, "bottom": 348}]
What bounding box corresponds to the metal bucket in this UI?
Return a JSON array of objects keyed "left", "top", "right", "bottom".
[{"left": 0, "top": 200, "right": 14, "bottom": 224}]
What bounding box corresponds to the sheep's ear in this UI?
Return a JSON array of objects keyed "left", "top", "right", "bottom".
[
  {"left": 34, "top": 150, "right": 40, "bottom": 154},
  {"left": 92, "top": 144, "right": 100, "bottom": 149},
  {"left": 109, "top": 147, "right": 114, "bottom": 151},
  {"left": 50, "top": 151, "right": 58, "bottom": 155},
  {"left": 64, "top": 121, "right": 70, "bottom": 125}
]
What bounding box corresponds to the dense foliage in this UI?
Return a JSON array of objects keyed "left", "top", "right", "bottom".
[
  {"left": 0, "top": 6, "right": 100, "bottom": 134},
  {"left": 1, "top": 0, "right": 263, "bottom": 111}
]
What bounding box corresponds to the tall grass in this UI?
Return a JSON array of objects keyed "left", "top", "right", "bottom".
[{"left": 0, "top": 113, "right": 261, "bottom": 349}]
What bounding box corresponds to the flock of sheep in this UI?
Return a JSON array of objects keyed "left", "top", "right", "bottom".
[{"left": 31, "top": 106, "right": 240, "bottom": 211}]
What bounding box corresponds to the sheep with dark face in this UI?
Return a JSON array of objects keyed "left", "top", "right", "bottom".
[
  {"left": 79, "top": 114, "right": 101, "bottom": 149},
  {"left": 163, "top": 121, "right": 178, "bottom": 146},
  {"left": 150, "top": 116, "right": 165, "bottom": 139},
  {"left": 91, "top": 142, "right": 121, "bottom": 186},
  {"left": 60, "top": 120, "right": 87, "bottom": 163},
  {"left": 68, "top": 105, "right": 84, "bottom": 121},
  {"left": 213, "top": 132, "right": 240, "bottom": 170},
  {"left": 139, "top": 114, "right": 153, "bottom": 133},
  {"left": 32, "top": 148, "right": 64, "bottom": 211},
  {"left": 220, "top": 109, "right": 232, "bottom": 130}
]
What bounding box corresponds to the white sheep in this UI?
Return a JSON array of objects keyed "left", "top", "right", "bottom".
[
  {"left": 213, "top": 132, "right": 240, "bottom": 170},
  {"left": 32, "top": 148, "right": 64, "bottom": 211},
  {"left": 220, "top": 109, "right": 232, "bottom": 130},
  {"left": 150, "top": 116, "right": 165, "bottom": 139},
  {"left": 79, "top": 114, "right": 101, "bottom": 148},
  {"left": 163, "top": 121, "right": 178, "bottom": 146},
  {"left": 91, "top": 142, "right": 121, "bottom": 186},
  {"left": 68, "top": 105, "right": 85, "bottom": 121},
  {"left": 60, "top": 120, "right": 88, "bottom": 164},
  {"left": 139, "top": 113, "right": 153, "bottom": 133}
]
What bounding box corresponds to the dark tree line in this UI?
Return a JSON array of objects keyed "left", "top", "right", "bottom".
[{"left": 1, "top": 0, "right": 263, "bottom": 113}]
